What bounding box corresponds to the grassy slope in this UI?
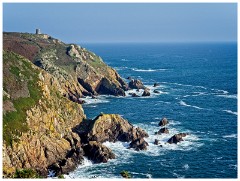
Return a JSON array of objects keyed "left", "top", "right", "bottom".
[{"left": 3, "top": 51, "right": 42, "bottom": 146}]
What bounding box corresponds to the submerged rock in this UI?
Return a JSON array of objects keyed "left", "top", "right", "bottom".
[
  {"left": 153, "top": 90, "right": 160, "bottom": 93},
  {"left": 158, "top": 117, "right": 169, "bottom": 127},
  {"left": 128, "top": 79, "right": 145, "bottom": 90},
  {"left": 83, "top": 141, "right": 115, "bottom": 163},
  {"left": 131, "top": 93, "right": 140, "bottom": 97},
  {"left": 167, "top": 133, "right": 189, "bottom": 144},
  {"left": 129, "top": 138, "right": 149, "bottom": 151},
  {"left": 142, "top": 89, "right": 150, "bottom": 96},
  {"left": 153, "top": 83, "right": 160, "bottom": 87},
  {"left": 154, "top": 139, "right": 159, "bottom": 145}
]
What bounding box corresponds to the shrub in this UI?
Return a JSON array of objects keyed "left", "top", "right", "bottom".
[
  {"left": 14, "top": 169, "right": 40, "bottom": 178},
  {"left": 120, "top": 170, "right": 132, "bottom": 178}
]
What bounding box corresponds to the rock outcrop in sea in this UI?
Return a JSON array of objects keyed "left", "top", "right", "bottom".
[
  {"left": 167, "top": 133, "right": 189, "bottom": 144},
  {"left": 128, "top": 79, "right": 145, "bottom": 90}
]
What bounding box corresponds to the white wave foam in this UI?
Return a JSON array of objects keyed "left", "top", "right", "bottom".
[
  {"left": 78, "top": 157, "right": 93, "bottom": 168},
  {"left": 216, "top": 94, "right": 237, "bottom": 99},
  {"left": 183, "top": 92, "right": 208, "bottom": 98},
  {"left": 132, "top": 68, "right": 168, "bottom": 72},
  {"left": 215, "top": 89, "right": 229, "bottom": 94},
  {"left": 179, "top": 100, "right": 204, "bottom": 110},
  {"left": 162, "top": 82, "right": 207, "bottom": 89},
  {"left": 81, "top": 96, "right": 109, "bottom": 105},
  {"left": 120, "top": 58, "right": 131, "bottom": 62},
  {"left": 131, "top": 172, "right": 152, "bottom": 178},
  {"left": 223, "top": 110, "right": 238, "bottom": 116},
  {"left": 136, "top": 122, "right": 203, "bottom": 155},
  {"left": 229, "top": 164, "right": 237, "bottom": 170},
  {"left": 125, "top": 85, "right": 168, "bottom": 99},
  {"left": 114, "top": 66, "right": 129, "bottom": 71},
  {"left": 182, "top": 164, "right": 189, "bottom": 170},
  {"left": 222, "top": 134, "right": 237, "bottom": 138},
  {"left": 68, "top": 120, "right": 203, "bottom": 178}
]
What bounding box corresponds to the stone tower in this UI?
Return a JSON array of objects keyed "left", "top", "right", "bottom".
[{"left": 36, "top": 29, "right": 41, "bottom": 34}]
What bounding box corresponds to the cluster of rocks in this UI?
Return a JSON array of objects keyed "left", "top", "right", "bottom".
[
  {"left": 77, "top": 78, "right": 162, "bottom": 103},
  {"left": 72, "top": 114, "right": 149, "bottom": 164},
  {"left": 127, "top": 79, "right": 161, "bottom": 97},
  {"left": 154, "top": 117, "right": 189, "bottom": 145}
]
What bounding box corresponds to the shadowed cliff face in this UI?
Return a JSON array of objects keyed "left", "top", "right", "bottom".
[{"left": 3, "top": 32, "right": 128, "bottom": 100}]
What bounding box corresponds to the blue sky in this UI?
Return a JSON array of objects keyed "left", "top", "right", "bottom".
[{"left": 3, "top": 3, "right": 237, "bottom": 43}]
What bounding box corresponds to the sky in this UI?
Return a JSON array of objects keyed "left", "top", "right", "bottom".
[{"left": 3, "top": 3, "right": 237, "bottom": 43}]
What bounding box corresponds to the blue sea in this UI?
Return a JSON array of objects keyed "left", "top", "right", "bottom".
[{"left": 68, "top": 43, "right": 237, "bottom": 178}]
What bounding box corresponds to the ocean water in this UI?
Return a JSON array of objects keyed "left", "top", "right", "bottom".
[{"left": 68, "top": 43, "right": 237, "bottom": 178}]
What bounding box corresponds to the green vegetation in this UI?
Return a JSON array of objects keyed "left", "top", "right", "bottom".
[
  {"left": 58, "top": 174, "right": 65, "bottom": 179},
  {"left": 13, "top": 169, "right": 41, "bottom": 178},
  {"left": 120, "top": 170, "right": 132, "bottom": 178},
  {"left": 3, "top": 51, "right": 42, "bottom": 146}
]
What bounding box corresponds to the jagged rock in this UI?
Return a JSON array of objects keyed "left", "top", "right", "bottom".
[
  {"left": 129, "top": 138, "right": 149, "bottom": 151},
  {"left": 142, "top": 89, "right": 150, "bottom": 96},
  {"left": 128, "top": 79, "right": 145, "bottom": 90},
  {"left": 97, "top": 77, "right": 126, "bottom": 96},
  {"left": 74, "top": 114, "right": 149, "bottom": 144},
  {"left": 153, "top": 90, "right": 160, "bottom": 93},
  {"left": 67, "top": 44, "right": 81, "bottom": 59},
  {"left": 167, "top": 133, "right": 189, "bottom": 144},
  {"left": 154, "top": 139, "right": 159, "bottom": 145},
  {"left": 156, "top": 127, "right": 169, "bottom": 134},
  {"left": 83, "top": 141, "right": 115, "bottom": 163},
  {"left": 153, "top": 83, "right": 160, "bottom": 87},
  {"left": 158, "top": 118, "right": 169, "bottom": 127}
]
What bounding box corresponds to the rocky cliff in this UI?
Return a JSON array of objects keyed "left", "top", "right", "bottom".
[
  {"left": 2, "top": 32, "right": 145, "bottom": 178},
  {"left": 3, "top": 50, "right": 85, "bottom": 177},
  {"left": 3, "top": 32, "right": 128, "bottom": 101}
]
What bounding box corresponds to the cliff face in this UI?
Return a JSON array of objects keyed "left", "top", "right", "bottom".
[
  {"left": 3, "top": 32, "right": 128, "bottom": 101},
  {"left": 3, "top": 51, "right": 85, "bottom": 177}
]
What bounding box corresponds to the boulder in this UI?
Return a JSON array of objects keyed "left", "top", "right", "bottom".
[
  {"left": 131, "top": 93, "right": 140, "bottom": 97},
  {"left": 83, "top": 141, "right": 115, "bottom": 163},
  {"left": 167, "top": 133, "right": 189, "bottom": 144},
  {"left": 158, "top": 127, "right": 169, "bottom": 134},
  {"left": 153, "top": 90, "right": 160, "bottom": 93},
  {"left": 154, "top": 139, "right": 159, "bottom": 145},
  {"left": 153, "top": 83, "right": 160, "bottom": 87},
  {"left": 142, "top": 89, "right": 150, "bottom": 97},
  {"left": 129, "top": 138, "right": 149, "bottom": 151},
  {"left": 128, "top": 79, "right": 145, "bottom": 89},
  {"left": 127, "top": 76, "right": 132, "bottom": 80},
  {"left": 158, "top": 118, "right": 169, "bottom": 127},
  {"left": 77, "top": 114, "right": 149, "bottom": 143}
]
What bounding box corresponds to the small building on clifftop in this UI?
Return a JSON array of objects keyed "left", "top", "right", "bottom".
[{"left": 36, "top": 28, "right": 41, "bottom": 34}]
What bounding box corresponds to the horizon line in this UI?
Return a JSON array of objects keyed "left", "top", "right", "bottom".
[{"left": 74, "top": 41, "right": 237, "bottom": 44}]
